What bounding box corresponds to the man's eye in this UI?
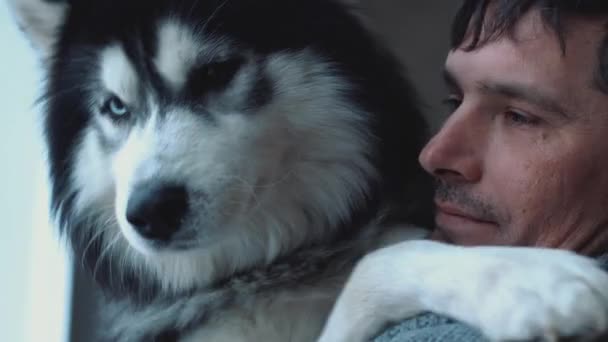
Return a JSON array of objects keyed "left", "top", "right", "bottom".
[
  {"left": 441, "top": 96, "right": 462, "bottom": 112},
  {"left": 504, "top": 110, "right": 539, "bottom": 126},
  {"left": 101, "top": 95, "right": 130, "bottom": 119}
]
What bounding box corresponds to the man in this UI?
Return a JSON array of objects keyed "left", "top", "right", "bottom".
[{"left": 376, "top": 0, "right": 608, "bottom": 340}]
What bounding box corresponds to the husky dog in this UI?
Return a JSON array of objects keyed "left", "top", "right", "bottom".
[{"left": 10, "top": 0, "right": 608, "bottom": 341}]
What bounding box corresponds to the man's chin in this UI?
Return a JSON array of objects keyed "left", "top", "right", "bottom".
[{"left": 430, "top": 228, "right": 453, "bottom": 244}]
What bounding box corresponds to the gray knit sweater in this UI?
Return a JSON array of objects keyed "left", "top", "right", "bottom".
[
  {"left": 373, "top": 254, "right": 608, "bottom": 342},
  {"left": 374, "top": 313, "right": 487, "bottom": 342}
]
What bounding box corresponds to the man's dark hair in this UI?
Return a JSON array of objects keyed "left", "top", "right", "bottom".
[{"left": 451, "top": 0, "right": 608, "bottom": 92}]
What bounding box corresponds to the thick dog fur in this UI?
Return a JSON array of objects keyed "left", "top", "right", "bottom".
[{"left": 10, "top": 0, "right": 608, "bottom": 341}]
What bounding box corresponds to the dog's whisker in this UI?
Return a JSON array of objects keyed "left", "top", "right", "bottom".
[
  {"left": 198, "top": 0, "right": 231, "bottom": 35},
  {"left": 80, "top": 223, "right": 109, "bottom": 268},
  {"left": 92, "top": 231, "right": 121, "bottom": 282}
]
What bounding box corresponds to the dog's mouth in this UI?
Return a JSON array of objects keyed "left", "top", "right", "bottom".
[{"left": 143, "top": 234, "right": 200, "bottom": 250}]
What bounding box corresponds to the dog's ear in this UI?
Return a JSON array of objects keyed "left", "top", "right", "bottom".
[
  {"left": 7, "top": 0, "right": 69, "bottom": 61},
  {"left": 335, "top": 0, "right": 373, "bottom": 31}
]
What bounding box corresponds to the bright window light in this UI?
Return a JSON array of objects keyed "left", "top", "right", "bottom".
[{"left": 0, "top": 2, "right": 72, "bottom": 342}]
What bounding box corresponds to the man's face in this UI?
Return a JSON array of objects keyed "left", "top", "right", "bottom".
[{"left": 420, "top": 10, "right": 608, "bottom": 254}]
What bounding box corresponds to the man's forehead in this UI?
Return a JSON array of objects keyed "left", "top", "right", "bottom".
[
  {"left": 444, "top": 18, "right": 608, "bottom": 124},
  {"left": 450, "top": 9, "right": 608, "bottom": 95},
  {"left": 459, "top": 6, "right": 607, "bottom": 55}
]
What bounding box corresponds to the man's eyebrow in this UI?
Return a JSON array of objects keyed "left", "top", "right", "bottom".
[
  {"left": 477, "top": 81, "right": 573, "bottom": 120},
  {"left": 442, "top": 67, "right": 574, "bottom": 120}
]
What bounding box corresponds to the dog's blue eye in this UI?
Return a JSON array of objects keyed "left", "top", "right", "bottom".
[{"left": 103, "top": 96, "right": 130, "bottom": 118}]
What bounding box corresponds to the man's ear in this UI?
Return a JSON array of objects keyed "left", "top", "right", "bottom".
[{"left": 7, "top": 0, "right": 69, "bottom": 61}]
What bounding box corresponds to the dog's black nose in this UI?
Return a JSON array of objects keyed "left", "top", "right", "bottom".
[{"left": 126, "top": 183, "right": 189, "bottom": 241}]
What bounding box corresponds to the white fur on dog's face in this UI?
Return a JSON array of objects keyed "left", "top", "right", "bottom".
[{"left": 69, "top": 20, "right": 376, "bottom": 291}]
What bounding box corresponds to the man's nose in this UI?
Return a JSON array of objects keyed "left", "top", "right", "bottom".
[{"left": 418, "top": 107, "right": 483, "bottom": 184}]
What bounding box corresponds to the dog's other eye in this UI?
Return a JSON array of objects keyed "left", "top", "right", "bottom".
[
  {"left": 189, "top": 58, "right": 244, "bottom": 96},
  {"left": 101, "top": 96, "right": 130, "bottom": 119},
  {"left": 205, "top": 58, "right": 243, "bottom": 84}
]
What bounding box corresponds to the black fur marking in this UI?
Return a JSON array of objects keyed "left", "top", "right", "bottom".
[
  {"left": 152, "top": 329, "right": 180, "bottom": 342},
  {"left": 246, "top": 64, "right": 274, "bottom": 110}
]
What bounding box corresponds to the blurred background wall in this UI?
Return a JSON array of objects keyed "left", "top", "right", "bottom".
[{"left": 363, "top": 1, "right": 461, "bottom": 128}]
